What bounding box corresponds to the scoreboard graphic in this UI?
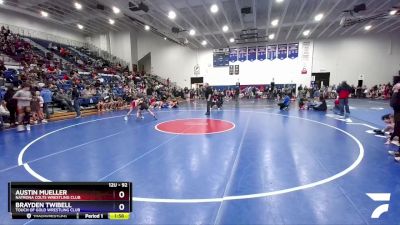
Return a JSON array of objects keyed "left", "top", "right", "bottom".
[
  {"left": 8, "top": 182, "right": 132, "bottom": 220},
  {"left": 213, "top": 48, "right": 230, "bottom": 67}
]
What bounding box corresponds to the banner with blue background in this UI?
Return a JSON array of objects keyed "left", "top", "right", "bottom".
[
  {"left": 278, "top": 44, "right": 288, "bottom": 60},
  {"left": 267, "top": 45, "right": 277, "bottom": 61},
  {"left": 238, "top": 47, "right": 247, "bottom": 62},
  {"left": 257, "top": 46, "right": 266, "bottom": 61},
  {"left": 229, "top": 48, "right": 238, "bottom": 63},
  {"left": 247, "top": 47, "right": 257, "bottom": 62},
  {"left": 288, "top": 43, "right": 299, "bottom": 59}
]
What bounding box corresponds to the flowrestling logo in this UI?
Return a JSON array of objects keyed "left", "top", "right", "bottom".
[{"left": 366, "top": 193, "right": 391, "bottom": 219}]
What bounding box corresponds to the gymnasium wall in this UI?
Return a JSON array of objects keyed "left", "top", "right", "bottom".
[
  {"left": 312, "top": 32, "right": 400, "bottom": 87},
  {"left": 109, "top": 31, "right": 136, "bottom": 68},
  {"left": 86, "top": 34, "right": 110, "bottom": 52},
  {"left": 196, "top": 41, "right": 313, "bottom": 87},
  {"left": 89, "top": 30, "right": 138, "bottom": 70},
  {"left": 137, "top": 31, "right": 197, "bottom": 87},
  {"left": 193, "top": 33, "right": 400, "bottom": 88},
  {"left": 0, "top": 8, "right": 85, "bottom": 44}
]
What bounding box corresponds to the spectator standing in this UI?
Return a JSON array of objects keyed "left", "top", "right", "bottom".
[
  {"left": 336, "top": 81, "right": 352, "bottom": 118},
  {"left": 40, "top": 85, "right": 52, "bottom": 119},
  {"left": 388, "top": 83, "right": 400, "bottom": 161},
  {"left": 204, "top": 83, "right": 213, "bottom": 116},
  {"left": 3, "top": 86, "right": 16, "bottom": 126},
  {"left": 13, "top": 83, "right": 32, "bottom": 131},
  {"left": 72, "top": 86, "right": 81, "bottom": 118}
]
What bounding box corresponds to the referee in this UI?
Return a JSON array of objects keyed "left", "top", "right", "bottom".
[{"left": 204, "top": 83, "right": 213, "bottom": 116}]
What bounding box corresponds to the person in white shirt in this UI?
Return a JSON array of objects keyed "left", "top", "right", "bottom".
[
  {"left": 0, "top": 100, "right": 10, "bottom": 130},
  {"left": 13, "top": 84, "right": 32, "bottom": 131}
]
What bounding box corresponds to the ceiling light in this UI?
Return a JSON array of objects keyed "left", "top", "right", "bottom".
[
  {"left": 189, "top": 29, "right": 196, "bottom": 36},
  {"left": 222, "top": 25, "right": 229, "bottom": 32},
  {"left": 210, "top": 4, "right": 219, "bottom": 13},
  {"left": 229, "top": 37, "right": 235, "bottom": 43},
  {"left": 40, "top": 11, "right": 48, "bottom": 17},
  {"left": 74, "top": 2, "right": 82, "bottom": 10},
  {"left": 201, "top": 40, "right": 207, "bottom": 46},
  {"left": 303, "top": 30, "right": 310, "bottom": 36},
  {"left": 389, "top": 9, "right": 397, "bottom": 15},
  {"left": 112, "top": 6, "right": 120, "bottom": 14},
  {"left": 0, "top": 0, "right": 4, "bottom": 5},
  {"left": 271, "top": 19, "right": 279, "bottom": 27},
  {"left": 168, "top": 11, "right": 176, "bottom": 19},
  {"left": 77, "top": 24, "right": 84, "bottom": 30},
  {"left": 314, "top": 13, "right": 324, "bottom": 21},
  {"left": 109, "top": 19, "right": 115, "bottom": 25},
  {"left": 276, "top": 0, "right": 284, "bottom": 3},
  {"left": 144, "top": 25, "right": 150, "bottom": 31},
  {"left": 364, "top": 25, "right": 372, "bottom": 31},
  {"left": 268, "top": 33, "right": 275, "bottom": 40},
  {"left": 164, "top": 37, "right": 167, "bottom": 40}
]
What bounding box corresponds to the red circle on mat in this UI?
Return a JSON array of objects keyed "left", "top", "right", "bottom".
[{"left": 155, "top": 118, "right": 235, "bottom": 135}]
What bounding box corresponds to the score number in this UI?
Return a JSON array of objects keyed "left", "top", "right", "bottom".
[{"left": 108, "top": 183, "right": 129, "bottom": 212}]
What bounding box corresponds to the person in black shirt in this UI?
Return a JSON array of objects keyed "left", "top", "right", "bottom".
[
  {"left": 270, "top": 79, "right": 275, "bottom": 99},
  {"left": 71, "top": 86, "right": 81, "bottom": 118},
  {"left": 388, "top": 83, "right": 400, "bottom": 161},
  {"left": 234, "top": 86, "right": 240, "bottom": 101},
  {"left": 4, "top": 86, "right": 16, "bottom": 125},
  {"left": 312, "top": 96, "right": 327, "bottom": 111},
  {"left": 204, "top": 83, "right": 213, "bottom": 116}
]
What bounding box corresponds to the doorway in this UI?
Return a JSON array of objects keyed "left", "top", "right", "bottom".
[{"left": 312, "top": 72, "right": 330, "bottom": 87}]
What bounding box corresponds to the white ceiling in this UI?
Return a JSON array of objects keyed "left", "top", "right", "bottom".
[{"left": 3, "top": 0, "right": 400, "bottom": 48}]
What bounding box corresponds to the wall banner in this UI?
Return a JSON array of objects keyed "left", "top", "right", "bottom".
[
  {"left": 277, "top": 44, "right": 288, "bottom": 60},
  {"left": 238, "top": 47, "right": 247, "bottom": 62},
  {"left": 229, "top": 48, "right": 238, "bottom": 63},
  {"left": 288, "top": 43, "right": 299, "bottom": 59},
  {"left": 257, "top": 46, "right": 266, "bottom": 61},
  {"left": 247, "top": 46, "right": 257, "bottom": 62},
  {"left": 267, "top": 45, "right": 277, "bottom": 61}
]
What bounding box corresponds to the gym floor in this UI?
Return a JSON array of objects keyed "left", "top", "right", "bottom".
[{"left": 1, "top": 99, "right": 400, "bottom": 225}]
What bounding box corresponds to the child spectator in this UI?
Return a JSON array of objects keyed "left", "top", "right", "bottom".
[
  {"left": 169, "top": 99, "right": 179, "bottom": 108},
  {"left": 332, "top": 97, "right": 340, "bottom": 114},
  {"left": 30, "top": 91, "right": 43, "bottom": 124},
  {"left": 150, "top": 100, "right": 164, "bottom": 109},
  {"left": 375, "top": 114, "right": 395, "bottom": 144},
  {"left": 299, "top": 97, "right": 307, "bottom": 110},
  {"left": 37, "top": 91, "right": 46, "bottom": 123},
  {"left": 312, "top": 96, "right": 327, "bottom": 111},
  {"left": 278, "top": 94, "right": 290, "bottom": 110},
  {"left": 97, "top": 99, "right": 106, "bottom": 112}
]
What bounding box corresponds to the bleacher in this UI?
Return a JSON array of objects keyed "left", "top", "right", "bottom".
[
  {"left": 28, "top": 37, "right": 93, "bottom": 71},
  {"left": 0, "top": 26, "right": 181, "bottom": 124}
]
